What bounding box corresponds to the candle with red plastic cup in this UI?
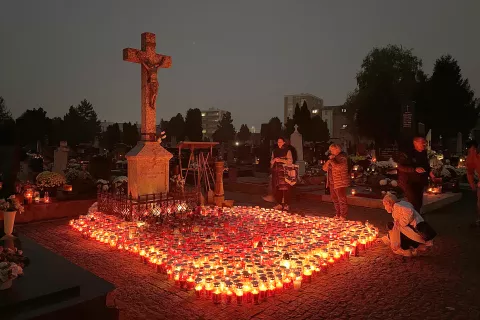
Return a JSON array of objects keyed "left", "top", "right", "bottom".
[
  {"left": 224, "top": 281, "right": 233, "bottom": 304},
  {"left": 195, "top": 278, "right": 203, "bottom": 298},
  {"left": 213, "top": 282, "right": 222, "bottom": 304},
  {"left": 235, "top": 283, "right": 243, "bottom": 305},
  {"left": 205, "top": 278, "right": 213, "bottom": 299},
  {"left": 252, "top": 281, "right": 259, "bottom": 304}
]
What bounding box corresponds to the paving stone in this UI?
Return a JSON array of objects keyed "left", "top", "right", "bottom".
[{"left": 15, "top": 191, "right": 480, "bottom": 319}]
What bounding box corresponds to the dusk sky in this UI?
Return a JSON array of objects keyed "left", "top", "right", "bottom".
[{"left": 1, "top": 1, "right": 479, "bottom": 130}]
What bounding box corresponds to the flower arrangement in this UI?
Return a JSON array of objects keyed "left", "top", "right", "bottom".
[
  {"left": 170, "top": 174, "right": 186, "bottom": 193},
  {"left": 375, "top": 158, "right": 397, "bottom": 170},
  {"left": 0, "top": 247, "right": 29, "bottom": 266},
  {"left": 0, "top": 195, "right": 24, "bottom": 214},
  {"left": 113, "top": 176, "right": 128, "bottom": 185},
  {"left": 0, "top": 247, "right": 28, "bottom": 286},
  {"left": 0, "top": 262, "right": 23, "bottom": 284},
  {"left": 349, "top": 155, "right": 367, "bottom": 163},
  {"left": 112, "top": 176, "right": 128, "bottom": 195},
  {"left": 96, "top": 179, "right": 110, "bottom": 192},
  {"left": 36, "top": 171, "right": 66, "bottom": 189}
]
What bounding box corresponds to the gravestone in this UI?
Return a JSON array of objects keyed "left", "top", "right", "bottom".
[
  {"left": 377, "top": 144, "right": 399, "bottom": 161},
  {"left": 123, "top": 32, "right": 173, "bottom": 198},
  {"left": 426, "top": 130, "right": 432, "bottom": 151},
  {"left": 290, "top": 125, "right": 305, "bottom": 176},
  {"left": 53, "top": 141, "right": 69, "bottom": 174},
  {"left": 401, "top": 105, "right": 415, "bottom": 133}
]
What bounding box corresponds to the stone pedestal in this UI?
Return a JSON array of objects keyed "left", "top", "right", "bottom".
[
  {"left": 214, "top": 161, "right": 225, "bottom": 207},
  {"left": 296, "top": 160, "right": 306, "bottom": 176},
  {"left": 126, "top": 141, "right": 172, "bottom": 198}
]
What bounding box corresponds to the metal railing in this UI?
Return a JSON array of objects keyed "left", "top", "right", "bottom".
[{"left": 97, "top": 189, "right": 199, "bottom": 223}]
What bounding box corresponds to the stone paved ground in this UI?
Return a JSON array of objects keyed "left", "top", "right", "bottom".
[{"left": 17, "top": 191, "right": 480, "bottom": 320}]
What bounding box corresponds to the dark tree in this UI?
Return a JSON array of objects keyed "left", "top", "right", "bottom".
[
  {"left": 63, "top": 99, "right": 101, "bottom": 146},
  {"left": 297, "top": 101, "right": 312, "bottom": 140},
  {"left": 49, "top": 117, "right": 65, "bottom": 146},
  {"left": 15, "top": 107, "right": 51, "bottom": 148},
  {"left": 422, "top": 55, "right": 478, "bottom": 141},
  {"left": 76, "top": 99, "right": 101, "bottom": 142},
  {"left": 63, "top": 106, "right": 83, "bottom": 147},
  {"left": 0, "top": 96, "right": 15, "bottom": 145},
  {"left": 160, "top": 118, "right": 169, "bottom": 133},
  {"left": 310, "top": 115, "right": 330, "bottom": 142},
  {"left": 353, "top": 45, "right": 424, "bottom": 145},
  {"left": 0, "top": 96, "right": 11, "bottom": 120},
  {"left": 168, "top": 113, "right": 186, "bottom": 142},
  {"left": 184, "top": 109, "right": 203, "bottom": 141},
  {"left": 237, "top": 124, "right": 251, "bottom": 142},
  {"left": 292, "top": 103, "right": 301, "bottom": 125},
  {"left": 283, "top": 117, "right": 296, "bottom": 137},
  {"left": 267, "top": 117, "right": 282, "bottom": 141},
  {"left": 213, "top": 112, "right": 236, "bottom": 143},
  {"left": 101, "top": 123, "right": 122, "bottom": 151},
  {"left": 122, "top": 122, "right": 139, "bottom": 147}
]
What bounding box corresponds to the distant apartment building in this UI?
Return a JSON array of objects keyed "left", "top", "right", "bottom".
[
  {"left": 284, "top": 93, "right": 324, "bottom": 124},
  {"left": 312, "top": 105, "right": 352, "bottom": 143},
  {"left": 201, "top": 107, "right": 227, "bottom": 139}
]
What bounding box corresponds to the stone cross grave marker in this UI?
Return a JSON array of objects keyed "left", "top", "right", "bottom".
[
  {"left": 123, "top": 33, "right": 173, "bottom": 198},
  {"left": 123, "top": 32, "right": 172, "bottom": 142}
]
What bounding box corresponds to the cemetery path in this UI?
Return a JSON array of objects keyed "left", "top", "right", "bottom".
[{"left": 17, "top": 191, "right": 480, "bottom": 320}]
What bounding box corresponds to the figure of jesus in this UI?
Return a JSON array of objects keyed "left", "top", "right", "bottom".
[{"left": 141, "top": 59, "right": 164, "bottom": 109}]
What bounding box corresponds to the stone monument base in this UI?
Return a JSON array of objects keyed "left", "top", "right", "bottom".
[
  {"left": 296, "top": 160, "right": 306, "bottom": 177},
  {"left": 126, "top": 141, "right": 172, "bottom": 198}
]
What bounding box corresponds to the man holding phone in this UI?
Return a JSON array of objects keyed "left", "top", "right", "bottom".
[{"left": 397, "top": 136, "right": 434, "bottom": 214}]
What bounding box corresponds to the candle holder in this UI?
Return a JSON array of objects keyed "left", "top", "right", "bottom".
[
  {"left": 235, "top": 283, "right": 243, "bottom": 305},
  {"left": 68, "top": 206, "right": 378, "bottom": 307}
]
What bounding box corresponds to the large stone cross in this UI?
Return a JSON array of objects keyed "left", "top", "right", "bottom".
[{"left": 123, "top": 32, "right": 172, "bottom": 142}]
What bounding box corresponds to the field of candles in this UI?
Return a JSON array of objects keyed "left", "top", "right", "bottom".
[{"left": 69, "top": 206, "right": 378, "bottom": 306}]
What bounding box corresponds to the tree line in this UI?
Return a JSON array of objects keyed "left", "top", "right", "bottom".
[
  {"left": 345, "top": 45, "right": 479, "bottom": 147},
  {"left": 0, "top": 98, "right": 101, "bottom": 148}
]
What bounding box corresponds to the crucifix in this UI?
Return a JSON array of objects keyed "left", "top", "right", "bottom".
[{"left": 123, "top": 32, "right": 172, "bottom": 142}]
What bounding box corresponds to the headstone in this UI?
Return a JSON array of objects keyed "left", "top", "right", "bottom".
[
  {"left": 377, "top": 144, "right": 399, "bottom": 161},
  {"left": 426, "top": 130, "right": 432, "bottom": 151},
  {"left": 418, "top": 122, "right": 426, "bottom": 137},
  {"left": 123, "top": 32, "right": 173, "bottom": 197},
  {"left": 290, "top": 125, "right": 305, "bottom": 176},
  {"left": 401, "top": 104, "right": 416, "bottom": 139},
  {"left": 53, "top": 141, "right": 69, "bottom": 174}
]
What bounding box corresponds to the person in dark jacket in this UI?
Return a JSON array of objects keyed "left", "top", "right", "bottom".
[{"left": 397, "top": 136, "right": 434, "bottom": 214}]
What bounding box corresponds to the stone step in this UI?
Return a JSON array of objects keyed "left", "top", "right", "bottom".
[{"left": 298, "top": 190, "right": 462, "bottom": 213}]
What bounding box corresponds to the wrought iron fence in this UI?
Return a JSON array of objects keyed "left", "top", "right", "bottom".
[{"left": 97, "top": 189, "right": 199, "bottom": 223}]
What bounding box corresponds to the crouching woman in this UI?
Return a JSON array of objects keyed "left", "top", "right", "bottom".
[{"left": 381, "top": 194, "right": 436, "bottom": 257}]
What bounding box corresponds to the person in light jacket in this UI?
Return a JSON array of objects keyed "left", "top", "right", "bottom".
[
  {"left": 323, "top": 144, "right": 350, "bottom": 220},
  {"left": 382, "top": 193, "right": 436, "bottom": 257}
]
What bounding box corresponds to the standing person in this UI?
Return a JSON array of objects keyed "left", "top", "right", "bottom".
[
  {"left": 263, "top": 139, "right": 297, "bottom": 203},
  {"left": 397, "top": 136, "right": 433, "bottom": 214},
  {"left": 323, "top": 144, "right": 350, "bottom": 220},
  {"left": 271, "top": 137, "right": 294, "bottom": 211},
  {"left": 466, "top": 140, "right": 480, "bottom": 226}
]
